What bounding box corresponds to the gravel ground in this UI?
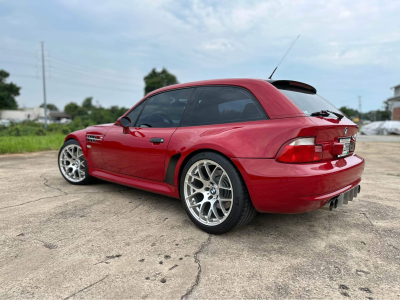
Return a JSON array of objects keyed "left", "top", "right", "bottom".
[
  {"left": 357, "top": 135, "right": 400, "bottom": 143},
  {"left": 0, "top": 142, "right": 399, "bottom": 299}
]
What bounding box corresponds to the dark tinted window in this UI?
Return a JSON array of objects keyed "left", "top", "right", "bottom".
[
  {"left": 188, "top": 87, "right": 265, "bottom": 126},
  {"left": 136, "top": 88, "right": 193, "bottom": 128},
  {"left": 279, "top": 89, "right": 343, "bottom": 117},
  {"left": 126, "top": 100, "right": 146, "bottom": 126}
]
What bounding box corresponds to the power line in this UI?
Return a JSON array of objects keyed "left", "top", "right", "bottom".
[
  {"left": 8, "top": 74, "right": 39, "bottom": 79},
  {"left": 0, "top": 47, "right": 37, "bottom": 55},
  {"left": 48, "top": 56, "right": 130, "bottom": 77},
  {"left": 48, "top": 57, "right": 138, "bottom": 81},
  {"left": 46, "top": 65, "right": 136, "bottom": 85},
  {"left": 1, "top": 47, "right": 138, "bottom": 81},
  {"left": 0, "top": 49, "right": 37, "bottom": 58},
  {"left": 7, "top": 73, "right": 138, "bottom": 93},
  {"left": 2, "top": 45, "right": 139, "bottom": 93},
  {"left": 41, "top": 42, "right": 48, "bottom": 128},
  {"left": 0, "top": 60, "right": 38, "bottom": 67},
  {"left": 48, "top": 77, "right": 137, "bottom": 93}
]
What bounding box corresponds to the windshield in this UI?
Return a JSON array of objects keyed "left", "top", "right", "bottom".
[{"left": 279, "top": 89, "right": 344, "bottom": 118}]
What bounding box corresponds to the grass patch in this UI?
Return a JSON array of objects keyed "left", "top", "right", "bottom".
[
  {"left": 386, "top": 173, "right": 400, "bottom": 177},
  {"left": 0, "top": 134, "right": 66, "bottom": 154}
]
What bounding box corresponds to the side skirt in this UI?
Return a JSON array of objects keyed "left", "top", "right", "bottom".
[{"left": 90, "top": 168, "right": 180, "bottom": 199}]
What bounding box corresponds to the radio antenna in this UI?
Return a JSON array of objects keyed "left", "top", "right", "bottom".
[{"left": 268, "top": 35, "right": 300, "bottom": 79}]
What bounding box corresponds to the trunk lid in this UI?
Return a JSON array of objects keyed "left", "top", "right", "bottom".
[
  {"left": 273, "top": 82, "right": 359, "bottom": 161},
  {"left": 309, "top": 117, "right": 358, "bottom": 160}
]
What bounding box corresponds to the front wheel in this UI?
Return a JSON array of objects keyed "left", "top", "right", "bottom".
[
  {"left": 180, "top": 152, "right": 257, "bottom": 234},
  {"left": 58, "top": 139, "right": 92, "bottom": 185}
]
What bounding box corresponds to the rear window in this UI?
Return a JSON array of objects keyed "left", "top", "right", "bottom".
[
  {"left": 279, "top": 89, "right": 343, "bottom": 117},
  {"left": 187, "top": 86, "right": 266, "bottom": 126}
]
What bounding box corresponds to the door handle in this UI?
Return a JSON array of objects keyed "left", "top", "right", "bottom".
[{"left": 150, "top": 137, "right": 164, "bottom": 143}]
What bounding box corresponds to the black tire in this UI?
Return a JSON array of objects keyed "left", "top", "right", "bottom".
[
  {"left": 58, "top": 139, "right": 92, "bottom": 185},
  {"left": 180, "top": 151, "right": 257, "bottom": 234}
]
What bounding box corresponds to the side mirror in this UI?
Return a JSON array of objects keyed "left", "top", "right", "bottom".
[{"left": 120, "top": 117, "right": 131, "bottom": 134}]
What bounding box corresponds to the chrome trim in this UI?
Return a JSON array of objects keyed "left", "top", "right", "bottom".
[
  {"left": 87, "top": 134, "right": 103, "bottom": 142},
  {"left": 322, "top": 185, "right": 360, "bottom": 211},
  {"left": 59, "top": 144, "right": 86, "bottom": 182},
  {"left": 183, "top": 159, "right": 233, "bottom": 226}
]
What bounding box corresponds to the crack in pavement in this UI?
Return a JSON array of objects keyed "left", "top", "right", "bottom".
[
  {"left": 181, "top": 234, "right": 212, "bottom": 300},
  {"left": 0, "top": 194, "right": 66, "bottom": 211},
  {"left": 119, "top": 190, "right": 143, "bottom": 212},
  {"left": 41, "top": 172, "right": 133, "bottom": 196},
  {"left": 41, "top": 173, "right": 68, "bottom": 195},
  {"left": 94, "top": 254, "right": 122, "bottom": 265},
  {"left": 54, "top": 191, "right": 146, "bottom": 244},
  {"left": 0, "top": 189, "right": 133, "bottom": 211},
  {"left": 63, "top": 275, "right": 109, "bottom": 300},
  {"left": 360, "top": 212, "right": 374, "bottom": 226}
]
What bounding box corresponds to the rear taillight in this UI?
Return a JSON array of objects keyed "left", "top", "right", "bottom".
[
  {"left": 277, "top": 137, "right": 323, "bottom": 163},
  {"left": 350, "top": 134, "right": 356, "bottom": 153}
]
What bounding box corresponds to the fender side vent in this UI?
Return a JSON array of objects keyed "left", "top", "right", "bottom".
[{"left": 87, "top": 134, "right": 103, "bottom": 142}]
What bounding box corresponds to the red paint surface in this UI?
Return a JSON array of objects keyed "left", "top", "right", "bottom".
[{"left": 64, "top": 78, "right": 365, "bottom": 214}]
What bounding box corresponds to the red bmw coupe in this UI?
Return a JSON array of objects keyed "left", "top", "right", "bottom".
[{"left": 58, "top": 78, "right": 365, "bottom": 234}]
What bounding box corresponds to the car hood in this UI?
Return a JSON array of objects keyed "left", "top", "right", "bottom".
[{"left": 88, "top": 123, "right": 114, "bottom": 128}]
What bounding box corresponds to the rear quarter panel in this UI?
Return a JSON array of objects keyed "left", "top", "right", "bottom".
[{"left": 166, "top": 117, "right": 318, "bottom": 186}]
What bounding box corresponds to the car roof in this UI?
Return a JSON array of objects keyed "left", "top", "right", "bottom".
[
  {"left": 127, "top": 78, "right": 310, "bottom": 120},
  {"left": 145, "top": 78, "right": 317, "bottom": 98},
  {"left": 144, "top": 78, "right": 267, "bottom": 98}
]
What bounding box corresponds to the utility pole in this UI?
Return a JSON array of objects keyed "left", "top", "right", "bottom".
[
  {"left": 358, "top": 96, "right": 362, "bottom": 119},
  {"left": 41, "top": 41, "right": 48, "bottom": 128}
]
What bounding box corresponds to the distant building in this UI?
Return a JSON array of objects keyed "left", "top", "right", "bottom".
[
  {"left": 49, "top": 112, "right": 72, "bottom": 123},
  {"left": 387, "top": 84, "right": 400, "bottom": 121},
  {"left": 0, "top": 107, "right": 46, "bottom": 122},
  {"left": 0, "top": 107, "right": 71, "bottom": 123}
]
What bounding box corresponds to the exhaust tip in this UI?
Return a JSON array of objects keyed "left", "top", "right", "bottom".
[
  {"left": 334, "top": 199, "right": 338, "bottom": 209},
  {"left": 329, "top": 201, "right": 334, "bottom": 211}
]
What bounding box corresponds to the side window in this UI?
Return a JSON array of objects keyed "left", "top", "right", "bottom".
[
  {"left": 136, "top": 88, "right": 193, "bottom": 128},
  {"left": 188, "top": 87, "right": 265, "bottom": 126},
  {"left": 126, "top": 100, "right": 146, "bottom": 126}
]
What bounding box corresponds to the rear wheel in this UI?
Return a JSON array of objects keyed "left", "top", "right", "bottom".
[
  {"left": 58, "top": 139, "right": 92, "bottom": 185},
  {"left": 180, "top": 152, "right": 257, "bottom": 234}
]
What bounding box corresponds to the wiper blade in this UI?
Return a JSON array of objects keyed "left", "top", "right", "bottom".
[
  {"left": 310, "top": 110, "right": 330, "bottom": 117},
  {"left": 327, "top": 110, "right": 344, "bottom": 120},
  {"left": 310, "top": 110, "right": 344, "bottom": 120}
]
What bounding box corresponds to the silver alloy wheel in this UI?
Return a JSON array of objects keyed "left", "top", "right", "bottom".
[
  {"left": 184, "top": 159, "right": 233, "bottom": 226},
  {"left": 59, "top": 144, "right": 86, "bottom": 182}
]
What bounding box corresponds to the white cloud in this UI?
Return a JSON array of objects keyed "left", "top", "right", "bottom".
[
  {"left": 1, "top": 0, "right": 400, "bottom": 111},
  {"left": 203, "top": 39, "right": 235, "bottom": 51},
  {"left": 56, "top": 0, "right": 400, "bottom": 68}
]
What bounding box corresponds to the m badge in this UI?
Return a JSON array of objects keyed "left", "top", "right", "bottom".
[{"left": 344, "top": 127, "right": 348, "bottom": 135}]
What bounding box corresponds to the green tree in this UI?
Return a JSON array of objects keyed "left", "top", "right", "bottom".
[
  {"left": 382, "top": 100, "right": 392, "bottom": 120},
  {"left": 40, "top": 103, "right": 59, "bottom": 111},
  {"left": 82, "top": 97, "right": 94, "bottom": 110},
  {"left": 144, "top": 68, "right": 178, "bottom": 95},
  {"left": 339, "top": 106, "right": 358, "bottom": 119},
  {"left": 64, "top": 102, "right": 87, "bottom": 119},
  {"left": 0, "top": 69, "right": 20, "bottom": 109},
  {"left": 64, "top": 96, "right": 129, "bottom": 127}
]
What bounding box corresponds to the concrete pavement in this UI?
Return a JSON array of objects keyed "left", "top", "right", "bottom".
[
  {"left": 357, "top": 135, "right": 400, "bottom": 143},
  {"left": 0, "top": 142, "right": 399, "bottom": 299}
]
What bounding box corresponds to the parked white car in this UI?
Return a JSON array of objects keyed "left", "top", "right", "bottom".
[
  {"left": 0, "top": 119, "right": 11, "bottom": 127},
  {"left": 360, "top": 121, "right": 400, "bottom": 135}
]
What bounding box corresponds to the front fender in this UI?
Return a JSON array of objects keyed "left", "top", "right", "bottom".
[{"left": 65, "top": 129, "right": 87, "bottom": 143}]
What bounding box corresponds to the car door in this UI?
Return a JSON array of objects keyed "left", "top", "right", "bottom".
[{"left": 101, "top": 88, "right": 194, "bottom": 182}]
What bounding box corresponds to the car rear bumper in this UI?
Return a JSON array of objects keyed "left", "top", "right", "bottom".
[{"left": 232, "top": 154, "right": 365, "bottom": 213}]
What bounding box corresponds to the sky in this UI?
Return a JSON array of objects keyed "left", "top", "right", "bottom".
[{"left": 0, "top": 0, "right": 399, "bottom": 113}]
